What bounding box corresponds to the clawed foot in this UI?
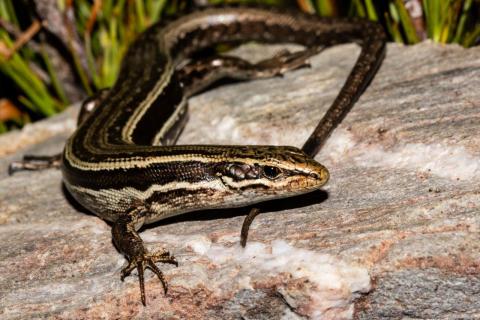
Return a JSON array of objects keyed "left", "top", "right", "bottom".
[
  {"left": 121, "top": 249, "right": 178, "bottom": 306},
  {"left": 256, "top": 46, "right": 324, "bottom": 76},
  {"left": 8, "top": 154, "right": 61, "bottom": 175}
]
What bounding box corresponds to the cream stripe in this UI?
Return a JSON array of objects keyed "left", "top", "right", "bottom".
[
  {"left": 121, "top": 60, "right": 174, "bottom": 143},
  {"left": 151, "top": 96, "right": 188, "bottom": 145},
  {"left": 220, "top": 175, "right": 288, "bottom": 189},
  {"left": 64, "top": 142, "right": 302, "bottom": 172},
  {"left": 69, "top": 179, "right": 227, "bottom": 201}
]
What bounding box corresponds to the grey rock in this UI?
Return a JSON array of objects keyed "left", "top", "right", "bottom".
[{"left": 0, "top": 42, "right": 479, "bottom": 319}]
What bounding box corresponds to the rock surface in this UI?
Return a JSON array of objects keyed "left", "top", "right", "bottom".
[{"left": 0, "top": 42, "right": 479, "bottom": 319}]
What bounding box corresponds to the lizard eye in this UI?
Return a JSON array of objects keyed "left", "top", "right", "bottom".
[{"left": 262, "top": 166, "right": 282, "bottom": 179}]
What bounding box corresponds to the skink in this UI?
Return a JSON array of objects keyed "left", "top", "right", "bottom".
[{"left": 10, "top": 6, "right": 386, "bottom": 305}]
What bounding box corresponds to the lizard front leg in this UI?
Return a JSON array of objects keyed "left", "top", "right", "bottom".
[{"left": 112, "top": 207, "right": 178, "bottom": 306}]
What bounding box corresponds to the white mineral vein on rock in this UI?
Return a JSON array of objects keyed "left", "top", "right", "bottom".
[{"left": 0, "top": 42, "right": 479, "bottom": 319}]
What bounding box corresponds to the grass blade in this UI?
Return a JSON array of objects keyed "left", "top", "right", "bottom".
[{"left": 395, "top": 0, "right": 420, "bottom": 44}]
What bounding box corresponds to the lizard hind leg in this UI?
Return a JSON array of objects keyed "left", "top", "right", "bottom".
[
  {"left": 112, "top": 207, "right": 178, "bottom": 306},
  {"left": 8, "top": 153, "right": 62, "bottom": 175},
  {"left": 178, "top": 46, "right": 324, "bottom": 97}
]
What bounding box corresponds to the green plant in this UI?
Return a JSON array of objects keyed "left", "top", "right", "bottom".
[
  {"left": 0, "top": 1, "right": 63, "bottom": 125},
  {"left": 0, "top": 0, "right": 478, "bottom": 133},
  {"left": 308, "top": 0, "right": 479, "bottom": 46}
]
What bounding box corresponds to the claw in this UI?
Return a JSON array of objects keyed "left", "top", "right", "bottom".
[
  {"left": 147, "top": 259, "right": 168, "bottom": 295},
  {"left": 137, "top": 261, "right": 146, "bottom": 306},
  {"left": 120, "top": 249, "right": 178, "bottom": 306}
]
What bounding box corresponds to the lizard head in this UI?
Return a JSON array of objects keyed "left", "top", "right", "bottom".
[{"left": 214, "top": 146, "right": 329, "bottom": 206}]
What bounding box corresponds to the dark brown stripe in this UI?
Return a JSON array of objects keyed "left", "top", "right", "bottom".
[
  {"left": 129, "top": 74, "right": 183, "bottom": 145},
  {"left": 62, "top": 160, "right": 220, "bottom": 191}
]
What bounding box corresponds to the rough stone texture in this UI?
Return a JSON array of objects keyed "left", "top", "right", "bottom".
[{"left": 0, "top": 42, "right": 479, "bottom": 319}]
